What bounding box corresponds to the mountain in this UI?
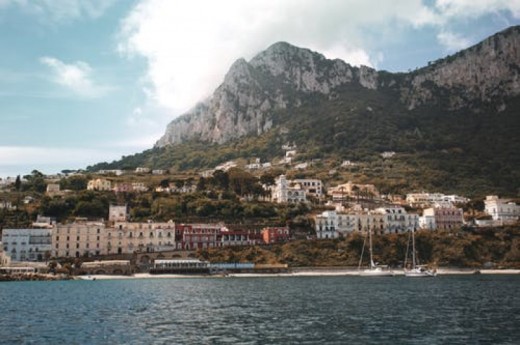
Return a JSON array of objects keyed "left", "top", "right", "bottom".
[
  {"left": 90, "top": 26, "right": 520, "bottom": 197},
  {"left": 157, "top": 26, "right": 520, "bottom": 146},
  {"left": 156, "top": 42, "right": 379, "bottom": 146}
]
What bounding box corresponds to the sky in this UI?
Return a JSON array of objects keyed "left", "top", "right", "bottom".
[{"left": 0, "top": 0, "right": 519, "bottom": 178}]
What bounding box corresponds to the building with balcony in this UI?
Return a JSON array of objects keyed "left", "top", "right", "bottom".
[
  {"left": 110, "top": 221, "right": 177, "bottom": 254},
  {"left": 422, "top": 206, "right": 464, "bottom": 230},
  {"left": 2, "top": 228, "right": 52, "bottom": 261},
  {"left": 179, "top": 224, "right": 222, "bottom": 250},
  {"left": 53, "top": 220, "right": 106, "bottom": 258},
  {"left": 87, "top": 179, "right": 112, "bottom": 191},
  {"left": 484, "top": 195, "right": 520, "bottom": 224},
  {"left": 261, "top": 227, "right": 290, "bottom": 244}
]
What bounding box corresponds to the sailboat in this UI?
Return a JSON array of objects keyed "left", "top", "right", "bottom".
[
  {"left": 358, "top": 228, "right": 394, "bottom": 276},
  {"left": 404, "top": 228, "right": 437, "bottom": 278}
]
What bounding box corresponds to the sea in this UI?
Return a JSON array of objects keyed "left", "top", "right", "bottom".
[{"left": 0, "top": 275, "right": 519, "bottom": 344}]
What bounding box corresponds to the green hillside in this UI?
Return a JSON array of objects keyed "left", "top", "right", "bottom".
[{"left": 89, "top": 82, "right": 520, "bottom": 198}]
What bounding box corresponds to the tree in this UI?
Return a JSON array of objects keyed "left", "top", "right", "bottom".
[
  {"left": 74, "top": 200, "right": 106, "bottom": 219},
  {"left": 23, "top": 170, "right": 46, "bottom": 193},
  {"left": 196, "top": 177, "right": 206, "bottom": 192},
  {"left": 159, "top": 178, "right": 170, "bottom": 188},
  {"left": 212, "top": 170, "right": 229, "bottom": 190},
  {"left": 61, "top": 175, "right": 88, "bottom": 191},
  {"left": 14, "top": 175, "right": 21, "bottom": 191}
]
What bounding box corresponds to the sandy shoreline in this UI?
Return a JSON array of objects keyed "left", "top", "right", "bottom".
[{"left": 76, "top": 268, "right": 520, "bottom": 280}]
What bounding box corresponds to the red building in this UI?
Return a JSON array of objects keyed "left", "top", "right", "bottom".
[
  {"left": 218, "top": 229, "right": 262, "bottom": 247},
  {"left": 178, "top": 224, "right": 222, "bottom": 250},
  {"left": 261, "top": 227, "right": 290, "bottom": 244}
]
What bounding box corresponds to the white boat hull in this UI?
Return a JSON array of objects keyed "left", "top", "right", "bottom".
[
  {"left": 359, "top": 268, "right": 395, "bottom": 277},
  {"left": 404, "top": 268, "right": 437, "bottom": 278}
]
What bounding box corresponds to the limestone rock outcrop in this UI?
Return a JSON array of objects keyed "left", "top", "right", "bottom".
[{"left": 157, "top": 26, "right": 520, "bottom": 147}]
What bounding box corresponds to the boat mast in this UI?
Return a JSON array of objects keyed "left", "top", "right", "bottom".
[
  {"left": 369, "top": 227, "right": 375, "bottom": 268},
  {"left": 411, "top": 228, "right": 416, "bottom": 269},
  {"left": 357, "top": 231, "right": 367, "bottom": 270}
]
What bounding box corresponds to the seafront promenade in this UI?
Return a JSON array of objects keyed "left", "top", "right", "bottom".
[{"left": 75, "top": 268, "right": 520, "bottom": 280}]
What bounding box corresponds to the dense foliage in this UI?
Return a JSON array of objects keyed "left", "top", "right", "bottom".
[
  {"left": 199, "top": 227, "right": 520, "bottom": 269},
  {"left": 88, "top": 87, "right": 520, "bottom": 198}
]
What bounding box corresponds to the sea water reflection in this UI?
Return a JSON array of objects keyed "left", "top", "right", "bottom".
[{"left": 0, "top": 275, "right": 519, "bottom": 344}]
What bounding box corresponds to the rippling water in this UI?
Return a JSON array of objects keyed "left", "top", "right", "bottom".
[{"left": 1, "top": 275, "right": 519, "bottom": 344}]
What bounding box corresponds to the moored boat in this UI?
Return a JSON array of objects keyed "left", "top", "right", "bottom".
[
  {"left": 358, "top": 228, "right": 394, "bottom": 277},
  {"left": 404, "top": 228, "right": 436, "bottom": 278}
]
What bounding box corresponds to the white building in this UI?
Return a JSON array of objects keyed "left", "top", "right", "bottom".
[
  {"left": 340, "top": 160, "right": 357, "bottom": 168},
  {"left": 32, "top": 215, "right": 54, "bottom": 229},
  {"left": 109, "top": 205, "right": 128, "bottom": 222},
  {"left": 381, "top": 151, "right": 396, "bottom": 159},
  {"left": 98, "top": 169, "right": 124, "bottom": 176},
  {"left": 0, "top": 242, "right": 11, "bottom": 267},
  {"left": 132, "top": 182, "right": 148, "bottom": 192},
  {"left": 314, "top": 209, "right": 396, "bottom": 239},
  {"left": 46, "top": 183, "right": 61, "bottom": 195},
  {"left": 315, "top": 211, "right": 339, "bottom": 239},
  {"left": 484, "top": 195, "right": 520, "bottom": 224},
  {"left": 2, "top": 228, "right": 52, "bottom": 261},
  {"left": 135, "top": 167, "right": 151, "bottom": 174},
  {"left": 294, "top": 162, "right": 308, "bottom": 170},
  {"left": 215, "top": 161, "right": 237, "bottom": 172},
  {"left": 374, "top": 207, "right": 419, "bottom": 233},
  {"left": 292, "top": 179, "right": 323, "bottom": 199},
  {"left": 406, "top": 192, "right": 469, "bottom": 207},
  {"left": 245, "top": 158, "right": 262, "bottom": 170},
  {"left": 270, "top": 175, "right": 307, "bottom": 204},
  {"left": 152, "top": 169, "right": 167, "bottom": 175},
  {"left": 87, "top": 179, "right": 112, "bottom": 191},
  {"left": 419, "top": 214, "right": 436, "bottom": 230}
]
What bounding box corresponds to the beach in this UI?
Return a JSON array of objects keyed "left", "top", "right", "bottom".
[{"left": 75, "top": 268, "right": 520, "bottom": 280}]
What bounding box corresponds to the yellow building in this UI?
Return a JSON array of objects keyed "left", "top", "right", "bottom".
[
  {"left": 53, "top": 220, "right": 107, "bottom": 258},
  {"left": 106, "top": 221, "right": 177, "bottom": 255},
  {"left": 328, "top": 181, "right": 379, "bottom": 201},
  {"left": 87, "top": 179, "right": 112, "bottom": 191}
]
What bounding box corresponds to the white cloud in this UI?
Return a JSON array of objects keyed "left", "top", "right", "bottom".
[
  {"left": 0, "top": 0, "right": 118, "bottom": 23},
  {"left": 118, "top": 0, "right": 520, "bottom": 121},
  {"left": 40, "top": 57, "right": 112, "bottom": 98},
  {"left": 431, "top": 1, "right": 520, "bottom": 51},
  {"left": 119, "top": 0, "right": 439, "bottom": 116},
  {"left": 435, "top": 0, "right": 520, "bottom": 19},
  {"left": 437, "top": 31, "right": 472, "bottom": 52}
]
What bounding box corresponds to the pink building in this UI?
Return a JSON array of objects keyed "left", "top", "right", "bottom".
[
  {"left": 261, "top": 227, "right": 290, "bottom": 244},
  {"left": 423, "top": 206, "right": 464, "bottom": 230}
]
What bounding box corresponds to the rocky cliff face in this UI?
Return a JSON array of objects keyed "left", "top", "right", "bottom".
[
  {"left": 156, "top": 42, "right": 378, "bottom": 146},
  {"left": 401, "top": 26, "right": 520, "bottom": 110},
  {"left": 157, "top": 26, "right": 520, "bottom": 147}
]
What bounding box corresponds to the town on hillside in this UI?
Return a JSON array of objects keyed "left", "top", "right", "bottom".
[{"left": 1, "top": 158, "right": 519, "bottom": 276}]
